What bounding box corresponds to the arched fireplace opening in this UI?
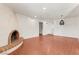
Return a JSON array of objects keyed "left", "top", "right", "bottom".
[
  {"left": 0, "top": 30, "right": 23, "bottom": 53},
  {"left": 11, "top": 30, "right": 19, "bottom": 43},
  {"left": 8, "top": 30, "right": 19, "bottom": 45}
]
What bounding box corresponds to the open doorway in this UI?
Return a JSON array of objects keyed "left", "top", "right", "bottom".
[{"left": 39, "top": 22, "right": 43, "bottom": 36}]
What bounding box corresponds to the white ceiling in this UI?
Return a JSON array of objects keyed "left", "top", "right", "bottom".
[
  {"left": 65, "top": 5, "right": 79, "bottom": 18},
  {"left": 3, "top": 3, "right": 79, "bottom": 22}
]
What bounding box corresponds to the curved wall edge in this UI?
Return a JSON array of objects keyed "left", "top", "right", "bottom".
[{"left": 0, "top": 41, "right": 23, "bottom": 55}]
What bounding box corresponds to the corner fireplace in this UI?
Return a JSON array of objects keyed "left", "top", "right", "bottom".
[{"left": 8, "top": 30, "right": 19, "bottom": 45}]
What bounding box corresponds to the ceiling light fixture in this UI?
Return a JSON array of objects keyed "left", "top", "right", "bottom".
[
  {"left": 43, "top": 7, "right": 47, "bottom": 10},
  {"left": 34, "top": 16, "right": 37, "bottom": 18}
]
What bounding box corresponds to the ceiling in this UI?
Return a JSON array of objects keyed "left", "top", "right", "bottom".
[
  {"left": 3, "top": 3, "right": 79, "bottom": 22},
  {"left": 65, "top": 5, "right": 79, "bottom": 18}
]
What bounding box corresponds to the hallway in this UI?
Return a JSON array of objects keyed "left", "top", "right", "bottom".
[{"left": 10, "top": 35, "right": 79, "bottom": 55}]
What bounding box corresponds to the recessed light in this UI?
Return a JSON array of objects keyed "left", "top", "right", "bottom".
[
  {"left": 34, "top": 16, "right": 37, "bottom": 18},
  {"left": 43, "top": 7, "right": 47, "bottom": 10}
]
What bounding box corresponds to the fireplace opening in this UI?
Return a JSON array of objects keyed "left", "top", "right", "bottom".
[
  {"left": 8, "top": 30, "right": 19, "bottom": 45},
  {"left": 11, "top": 30, "right": 19, "bottom": 43}
]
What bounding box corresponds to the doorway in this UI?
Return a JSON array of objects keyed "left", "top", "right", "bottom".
[{"left": 39, "top": 22, "right": 43, "bottom": 36}]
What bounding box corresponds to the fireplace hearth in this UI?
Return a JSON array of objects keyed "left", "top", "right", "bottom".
[{"left": 0, "top": 30, "right": 23, "bottom": 53}]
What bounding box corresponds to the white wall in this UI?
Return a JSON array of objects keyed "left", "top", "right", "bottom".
[
  {"left": 43, "top": 22, "right": 54, "bottom": 35},
  {"left": 16, "top": 14, "right": 54, "bottom": 38},
  {"left": 54, "top": 17, "right": 79, "bottom": 38},
  {"left": 42, "top": 17, "right": 79, "bottom": 38},
  {"left": 16, "top": 14, "right": 39, "bottom": 39},
  {"left": 0, "top": 4, "right": 18, "bottom": 47}
]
